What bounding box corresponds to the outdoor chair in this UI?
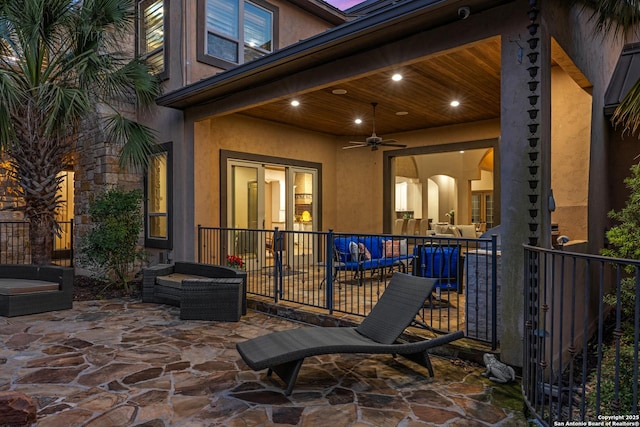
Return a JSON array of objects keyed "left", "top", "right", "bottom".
[
  {"left": 142, "top": 262, "right": 247, "bottom": 321},
  {"left": 236, "top": 273, "right": 465, "bottom": 395}
]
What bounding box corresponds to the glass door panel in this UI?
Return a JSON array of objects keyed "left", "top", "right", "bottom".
[
  {"left": 471, "top": 191, "right": 493, "bottom": 232},
  {"left": 288, "top": 168, "right": 317, "bottom": 266},
  {"left": 226, "top": 160, "right": 319, "bottom": 269},
  {"left": 228, "top": 161, "right": 265, "bottom": 270}
]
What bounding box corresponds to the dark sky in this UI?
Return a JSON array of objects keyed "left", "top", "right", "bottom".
[{"left": 325, "top": 0, "right": 366, "bottom": 10}]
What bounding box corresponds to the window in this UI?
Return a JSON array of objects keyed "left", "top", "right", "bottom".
[
  {"left": 145, "top": 143, "right": 172, "bottom": 249},
  {"left": 197, "top": 0, "right": 278, "bottom": 68},
  {"left": 138, "top": 0, "right": 169, "bottom": 79}
]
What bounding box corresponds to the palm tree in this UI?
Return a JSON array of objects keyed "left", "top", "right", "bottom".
[
  {"left": 0, "top": 0, "right": 161, "bottom": 265},
  {"left": 573, "top": 0, "right": 640, "bottom": 135}
]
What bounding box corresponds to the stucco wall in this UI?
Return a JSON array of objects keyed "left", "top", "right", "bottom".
[
  {"left": 193, "top": 115, "right": 338, "bottom": 235},
  {"left": 551, "top": 65, "right": 591, "bottom": 241},
  {"left": 191, "top": 115, "right": 501, "bottom": 238},
  {"left": 171, "top": 0, "right": 336, "bottom": 87},
  {"left": 545, "top": 2, "right": 629, "bottom": 253}
]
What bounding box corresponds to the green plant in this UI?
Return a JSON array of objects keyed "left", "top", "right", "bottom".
[
  {"left": 602, "top": 163, "right": 640, "bottom": 340},
  {"left": 0, "top": 0, "right": 160, "bottom": 265},
  {"left": 587, "top": 343, "right": 639, "bottom": 416},
  {"left": 588, "top": 163, "right": 640, "bottom": 415},
  {"left": 79, "top": 187, "right": 146, "bottom": 291}
]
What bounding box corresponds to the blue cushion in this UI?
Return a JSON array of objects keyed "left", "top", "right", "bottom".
[
  {"left": 334, "top": 236, "right": 354, "bottom": 263},
  {"left": 413, "top": 245, "right": 459, "bottom": 289},
  {"left": 359, "top": 236, "right": 383, "bottom": 259}
]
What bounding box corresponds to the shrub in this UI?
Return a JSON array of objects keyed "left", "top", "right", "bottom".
[
  {"left": 587, "top": 343, "right": 639, "bottom": 416},
  {"left": 602, "top": 163, "right": 640, "bottom": 341},
  {"left": 79, "top": 187, "right": 146, "bottom": 291},
  {"left": 588, "top": 163, "right": 640, "bottom": 415}
]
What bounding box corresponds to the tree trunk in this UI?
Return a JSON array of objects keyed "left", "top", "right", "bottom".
[{"left": 29, "top": 217, "right": 54, "bottom": 265}]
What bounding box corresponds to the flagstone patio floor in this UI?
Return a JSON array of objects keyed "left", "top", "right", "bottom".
[{"left": 0, "top": 299, "right": 529, "bottom": 426}]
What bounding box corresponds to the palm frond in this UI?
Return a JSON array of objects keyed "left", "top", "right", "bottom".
[
  {"left": 39, "top": 83, "right": 91, "bottom": 138},
  {"left": 104, "top": 114, "right": 159, "bottom": 171},
  {"left": 613, "top": 78, "right": 640, "bottom": 137},
  {"left": 572, "top": 0, "right": 640, "bottom": 38},
  {"left": 104, "top": 59, "right": 162, "bottom": 108}
]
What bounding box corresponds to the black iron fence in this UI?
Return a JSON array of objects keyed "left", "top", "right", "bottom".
[
  {"left": 197, "top": 226, "right": 499, "bottom": 348},
  {"left": 523, "top": 244, "right": 640, "bottom": 424},
  {"left": 0, "top": 220, "right": 73, "bottom": 267}
]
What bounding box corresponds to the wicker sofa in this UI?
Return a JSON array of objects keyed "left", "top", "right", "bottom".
[
  {"left": 142, "top": 262, "right": 247, "bottom": 321},
  {"left": 0, "top": 265, "right": 74, "bottom": 317}
]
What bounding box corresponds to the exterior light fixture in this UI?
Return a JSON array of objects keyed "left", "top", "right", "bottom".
[
  {"left": 450, "top": 100, "right": 460, "bottom": 107},
  {"left": 392, "top": 73, "right": 403, "bottom": 81},
  {"left": 291, "top": 100, "right": 300, "bottom": 107}
]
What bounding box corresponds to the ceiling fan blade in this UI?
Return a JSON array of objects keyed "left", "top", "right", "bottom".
[
  {"left": 380, "top": 141, "right": 407, "bottom": 147},
  {"left": 342, "top": 143, "right": 367, "bottom": 150},
  {"left": 346, "top": 141, "right": 367, "bottom": 145}
]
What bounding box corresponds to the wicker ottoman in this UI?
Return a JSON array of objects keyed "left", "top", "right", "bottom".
[{"left": 180, "top": 277, "right": 244, "bottom": 321}]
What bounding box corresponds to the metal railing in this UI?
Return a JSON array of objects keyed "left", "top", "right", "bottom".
[
  {"left": 523, "top": 245, "right": 640, "bottom": 425},
  {"left": 0, "top": 220, "right": 74, "bottom": 267},
  {"left": 198, "top": 225, "right": 498, "bottom": 347}
]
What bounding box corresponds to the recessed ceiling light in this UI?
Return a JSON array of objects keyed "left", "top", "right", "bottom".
[
  {"left": 354, "top": 118, "right": 362, "bottom": 124},
  {"left": 396, "top": 111, "right": 409, "bottom": 116},
  {"left": 450, "top": 100, "right": 460, "bottom": 107},
  {"left": 332, "top": 89, "right": 347, "bottom": 95},
  {"left": 291, "top": 100, "right": 300, "bottom": 107},
  {"left": 392, "top": 73, "right": 403, "bottom": 81}
]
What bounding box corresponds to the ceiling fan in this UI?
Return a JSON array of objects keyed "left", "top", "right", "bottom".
[{"left": 343, "top": 102, "right": 407, "bottom": 151}]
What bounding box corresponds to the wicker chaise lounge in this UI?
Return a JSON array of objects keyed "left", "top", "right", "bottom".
[{"left": 236, "top": 273, "right": 465, "bottom": 395}]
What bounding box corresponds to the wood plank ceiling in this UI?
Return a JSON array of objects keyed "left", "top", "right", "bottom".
[{"left": 240, "top": 37, "right": 503, "bottom": 139}]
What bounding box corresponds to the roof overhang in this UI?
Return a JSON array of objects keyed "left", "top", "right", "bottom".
[
  {"left": 156, "top": 0, "right": 513, "bottom": 111},
  {"left": 604, "top": 42, "right": 640, "bottom": 116},
  {"left": 287, "top": 0, "right": 347, "bottom": 25}
]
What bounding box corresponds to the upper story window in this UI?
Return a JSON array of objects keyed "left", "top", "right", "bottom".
[
  {"left": 198, "top": 0, "right": 278, "bottom": 69},
  {"left": 138, "top": 0, "right": 169, "bottom": 79}
]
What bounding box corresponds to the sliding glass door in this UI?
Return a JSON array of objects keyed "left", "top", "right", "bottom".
[{"left": 227, "top": 159, "right": 318, "bottom": 269}]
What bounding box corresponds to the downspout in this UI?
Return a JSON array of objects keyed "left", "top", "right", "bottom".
[{"left": 182, "top": 0, "right": 190, "bottom": 86}]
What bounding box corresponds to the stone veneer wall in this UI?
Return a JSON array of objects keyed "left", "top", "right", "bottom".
[
  {"left": 0, "top": 159, "right": 30, "bottom": 264},
  {"left": 73, "top": 136, "right": 145, "bottom": 270},
  {"left": 465, "top": 250, "right": 502, "bottom": 343}
]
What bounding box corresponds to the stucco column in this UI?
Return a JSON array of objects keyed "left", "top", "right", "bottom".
[{"left": 499, "top": 3, "right": 551, "bottom": 367}]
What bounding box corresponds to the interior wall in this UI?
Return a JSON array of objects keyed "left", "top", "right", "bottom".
[
  {"left": 337, "top": 119, "right": 501, "bottom": 233},
  {"left": 411, "top": 148, "right": 489, "bottom": 225},
  {"left": 551, "top": 65, "right": 591, "bottom": 241},
  {"left": 471, "top": 169, "right": 493, "bottom": 191}
]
